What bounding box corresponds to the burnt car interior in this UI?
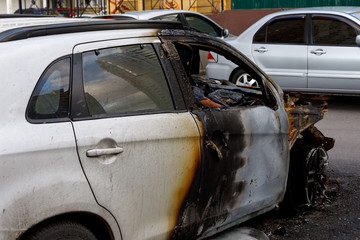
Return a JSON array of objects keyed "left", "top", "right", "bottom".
[{"left": 173, "top": 42, "right": 277, "bottom": 109}]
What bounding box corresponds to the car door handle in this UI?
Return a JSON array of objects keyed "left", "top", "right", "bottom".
[
  {"left": 86, "top": 147, "right": 124, "bottom": 157},
  {"left": 254, "top": 47, "right": 268, "bottom": 53},
  {"left": 310, "top": 49, "right": 327, "bottom": 55}
]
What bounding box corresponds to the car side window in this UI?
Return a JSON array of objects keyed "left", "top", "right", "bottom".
[
  {"left": 27, "top": 58, "right": 70, "bottom": 121},
  {"left": 82, "top": 44, "right": 174, "bottom": 116},
  {"left": 184, "top": 13, "right": 220, "bottom": 37},
  {"left": 151, "top": 14, "right": 181, "bottom": 22},
  {"left": 254, "top": 16, "right": 306, "bottom": 44},
  {"left": 312, "top": 17, "right": 359, "bottom": 45},
  {"left": 173, "top": 43, "right": 274, "bottom": 108}
]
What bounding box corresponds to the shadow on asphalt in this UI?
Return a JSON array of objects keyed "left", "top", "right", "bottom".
[{"left": 326, "top": 96, "right": 360, "bottom": 111}]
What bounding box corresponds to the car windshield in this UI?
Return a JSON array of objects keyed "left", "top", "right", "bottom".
[{"left": 350, "top": 11, "right": 360, "bottom": 20}]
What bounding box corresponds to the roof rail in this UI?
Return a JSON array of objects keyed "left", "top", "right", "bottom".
[
  {"left": 0, "top": 14, "right": 59, "bottom": 18},
  {"left": 0, "top": 20, "right": 184, "bottom": 42}
]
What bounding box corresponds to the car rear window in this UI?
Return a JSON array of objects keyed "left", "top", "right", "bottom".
[{"left": 27, "top": 57, "right": 70, "bottom": 121}]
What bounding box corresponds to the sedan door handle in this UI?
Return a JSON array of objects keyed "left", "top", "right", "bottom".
[
  {"left": 310, "top": 49, "right": 327, "bottom": 55},
  {"left": 86, "top": 147, "right": 124, "bottom": 157},
  {"left": 254, "top": 47, "right": 268, "bottom": 53}
]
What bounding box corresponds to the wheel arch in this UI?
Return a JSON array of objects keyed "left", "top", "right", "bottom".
[
  {"left": 228, "top": 66, "right": 242, "bottom": 82},
  {"left": 18, "top": 212, "right": 115, "bottom": 240}
]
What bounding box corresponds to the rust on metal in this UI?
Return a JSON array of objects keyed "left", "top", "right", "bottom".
[{"left": 284, "top": 93, "right": 334, "bottom": 151}]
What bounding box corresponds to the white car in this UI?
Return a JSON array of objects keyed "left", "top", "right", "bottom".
[
  {"left": 0, "top": 16, "right": 331, "bottom": 240},
  {"left": 206, "top": 7, "right": 360, "bottom": 94},
  {"left": 94, "top": 9, "right": 230, "bottom": 38}
]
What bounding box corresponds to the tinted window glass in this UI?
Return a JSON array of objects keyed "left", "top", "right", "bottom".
[
  {"left": 253, "top": 25, "right": 266, "bottom": 43},
  {"left": 312, "top": 17, "right": 359, "bottom": 45},
  {"left": 82, "top": 44, "right": 174, "bottom": 116},
  {"left": 28, "top": 58, "right": 70, "bottom": 120},
  {"left": 267, "top": 18, "right": 305, "bottom": 43},
  {"left": 151, "top": 14, "right": 181, "bottom": 22},
  {"left": 184, "top": 14, "right": 220, "bottom": 37}
]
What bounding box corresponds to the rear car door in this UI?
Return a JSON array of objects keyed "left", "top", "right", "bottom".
[
  {"left": 71, "top": 37, "right": 201, "bottom": 240},
  {"left": 308, "top": 14, "right": 360, "bottom": 93},
  {"left": 251, "top": 15, "right": 308, "bottom": 90}
]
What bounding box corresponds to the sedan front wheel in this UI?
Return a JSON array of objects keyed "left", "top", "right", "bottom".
[{"left": 230, "top": 69, "right": 259, "bottom": 87}]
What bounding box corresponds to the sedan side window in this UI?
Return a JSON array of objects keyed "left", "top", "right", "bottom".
[
  {"left": 27, "top": 57, "right": 70, "bottom": 121},
  {"left": 312, "top": 17, "right": 360, "bottom": 45},
  {"left": 254, "top": 16, "right": 306, "bottom": 44},
  {"left": 184, "top": 13, "right": 220, "bottom": 37},
  {"left": 82, "top": 44, "right": 174, "bottom": 116}
]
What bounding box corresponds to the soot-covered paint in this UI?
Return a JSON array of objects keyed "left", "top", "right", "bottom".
[
  {"left": 172, "top": 108, "right": 248, "bottom": 239},
  {"left": 160, "top": 30, "right": 289, "bottom": 239}
]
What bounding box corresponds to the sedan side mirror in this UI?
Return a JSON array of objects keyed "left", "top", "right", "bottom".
[
  {"left": 222, "top": 29, "right": 229, "bottom": 38},
  {"left": 356, "top": 35, "right": 360, "bottom": 46}
]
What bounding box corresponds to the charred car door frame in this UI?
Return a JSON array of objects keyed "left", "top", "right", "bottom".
[{"left": 159, "top": 30, "right": 290, "bottom": 239}]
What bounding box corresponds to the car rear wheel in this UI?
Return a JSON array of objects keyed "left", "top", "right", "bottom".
[
  {"left": 230, "top": 69, "right": 259, "bottom": 87},
  {"left": 21, "top": 220, "right": 98, "bottom": 240}
]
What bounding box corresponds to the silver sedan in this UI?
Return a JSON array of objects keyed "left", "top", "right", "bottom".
[{"left": 206, "top": 7, "right": 360, "bottom": 94}]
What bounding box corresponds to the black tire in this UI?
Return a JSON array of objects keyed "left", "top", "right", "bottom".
[
  {"left": 230, "top": 69, "right": 259, "bottom": 87},
  {"left": 21, "top": 220, "right": 98, "bottom": 240},
  {"left": 281, "top": 141, "right": 328, "bottom": 216}
]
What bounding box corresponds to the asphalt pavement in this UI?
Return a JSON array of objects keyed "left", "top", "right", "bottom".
[
  {"left": 243, "top": 96, "right": 360, "bottom": 240},
  {"left": 316, "top": 96, "right": 360, "bottom": 177}
]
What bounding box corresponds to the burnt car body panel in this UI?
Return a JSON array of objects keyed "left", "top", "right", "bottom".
[
  {"left": 174, "top": 107, "right": 289, "bottom": 239},
  {"left": 158, "top": 30, "right": 290, "bottom": 238}
]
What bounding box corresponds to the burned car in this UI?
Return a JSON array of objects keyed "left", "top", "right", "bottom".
[{"left": 0, "top": 17, "right": 333, "bottom": 239}]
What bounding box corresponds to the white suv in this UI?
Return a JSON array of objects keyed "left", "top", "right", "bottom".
[{"left": 0, "top": 16, "right": 329, "bottom": 240}]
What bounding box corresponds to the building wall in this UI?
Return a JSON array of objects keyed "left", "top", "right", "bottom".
[
  {"left": 1, "top": 0, "right": 19, "bottom": 13},
  {"left": 207, "top": 9, "right": 281, "bottom": 35},
  {"left": 1, "top": 0, "right": 231, "bottom": 14},
  {"left": 111, "top": 0, "right": 231, "bottom": 13}
]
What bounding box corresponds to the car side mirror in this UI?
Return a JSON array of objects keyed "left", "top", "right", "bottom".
[
  {"left": 356, "top": 35, "right": 360, "bottom": 46},
  {"left": 222, "top": 29, "right": 229, "bottom": 38}
]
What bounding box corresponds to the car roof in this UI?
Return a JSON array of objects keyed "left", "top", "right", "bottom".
[
  {"left": 245, "top": 6, "right": 360, "bottom": 27},
  {"left": 123, "top": 10, "right": 205, "bottom": 19},
  {"left": 0, "top": 17, "right": 183, "bottom": 42},
  {"left": 272, "top": 6, "right": 360, "bottom": 15}
]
